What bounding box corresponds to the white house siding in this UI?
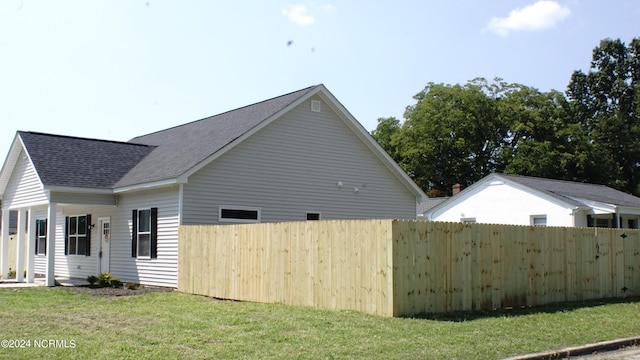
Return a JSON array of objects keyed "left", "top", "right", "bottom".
[
  {"left": 108, "top": 187, "right": 180, "bottom": 287},
  {"left": 430, "top": 182, "right": 574, "bottom": 226},
  {"left": 182, "top": 96, "right": 417, "bottom": 225},
  {"left": 3, "top": 150, "right": 48, "bottom": 209},
  {"left": 51, "top": 204, "right": 116, "bottom": 279},
  {"left": 28, "top": 189, "right": 178, "bottom": 287}
]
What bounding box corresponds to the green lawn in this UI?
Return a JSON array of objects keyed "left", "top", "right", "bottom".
[{"left": 0, "top": 287, "right": 639, "bottom": 359}]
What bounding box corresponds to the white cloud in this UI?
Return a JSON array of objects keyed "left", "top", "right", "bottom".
[
  {"left": 486, "top": 0, "right": 571, "bottom": 36},
  {"left": 323, "top": 4, "right": 336, "bottom": 13},
  {"left": 282, "top": 5, "right": 315, "bottom": 26}
]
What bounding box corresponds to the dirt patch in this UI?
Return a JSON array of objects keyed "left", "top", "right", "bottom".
[{"left": 59, "top": 284, "right": 174, "bottom": 298}]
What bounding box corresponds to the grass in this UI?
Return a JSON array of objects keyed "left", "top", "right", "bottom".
[{"left": 0, "top": 288, "right": 639, "bottom": 359}]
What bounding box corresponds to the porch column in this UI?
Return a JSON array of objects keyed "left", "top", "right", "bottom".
[
  {"left": 45, "top": 202, "right": 57, "bottom": 287},
  {"left": 25, "top": 208, "right": 35, "bottom": 283},
  {"left": 1, "top": 209, "right": 9, "bottom": 279},
  {"left": 15, "top": 209, "right": 26, "bottom": 282}
]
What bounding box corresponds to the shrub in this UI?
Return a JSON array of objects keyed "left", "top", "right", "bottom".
[
  {"left": 126, "top": 282, "right": 139, "bottom": 290},
  {"left": 96, "top": 272, "right": 121, "bottom": 288},
  {"left": 87, "top": 275, "right": 98, "bottom": 286}
]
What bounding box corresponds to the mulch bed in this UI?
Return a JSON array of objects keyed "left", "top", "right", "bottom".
[{"left": 59, "top": 285, "right": 175, "bottom": 298}]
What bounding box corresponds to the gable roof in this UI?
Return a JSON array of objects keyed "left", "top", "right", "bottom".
[
  {"left": 499, "top": 174, "right": 640, "bottom": 208},
  {"left": 424, "top": 173, "right": 640, "bottom": 217},
  {"left": 1, "top": 84, "right": 426, "bottom": 201},
  {"left": 116, "top": 85, "right": 318, "bottom": 188},
  {"left": 8, "top": 132, "right": 155, "bottom": 189}
]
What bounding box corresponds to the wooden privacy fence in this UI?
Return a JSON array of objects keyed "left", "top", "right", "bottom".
[{"left": 178, "top": 220, "right": 640, "bottom": 317}]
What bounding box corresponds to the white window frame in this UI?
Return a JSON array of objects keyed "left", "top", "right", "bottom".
[
  {"left": 36, "top": 219, "right": 47, "bottom": 256},
  {"left": 67, "top": 214, "right": 89, "bottom": 256},
  {"left": 219, "top": 206, "right": 261, "bottom": 224},
  {"left": 531, "top": 215, "right": 547, "bottom": 226},
  {"left": 137, "top": 208, "right": 152, "bottom": 259}
]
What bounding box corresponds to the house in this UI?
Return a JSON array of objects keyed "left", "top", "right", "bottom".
[
  {"left": 0, "top": 210, "right": 18, "bottom": 234},
  {"left": 422, "top": 173, "right": 640, "bottom": 228},
  {"left": 0, "top": 84, "right": 427, "bottom": 287}
]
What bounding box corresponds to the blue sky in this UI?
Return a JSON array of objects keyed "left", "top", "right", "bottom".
[{"left": 0, "top": 0, "right": 638, "bottom": 158}]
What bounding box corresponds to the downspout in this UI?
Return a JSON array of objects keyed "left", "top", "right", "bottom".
[{"left": 571, "top": 207, "right": 579, "bottom": 227}]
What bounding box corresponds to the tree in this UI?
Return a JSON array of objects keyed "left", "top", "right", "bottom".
[
  {"left": 370, "top": 117, "right": 402, "bottom": 164},
  {"left": 393, "top": 78, "right": 507, "bottom": 194},
  {"left": 566, "top": 37, "right": 640, "bottom": 194},
  {"left": 371, "top": 37, "right": 640, "bottom": 197},
  {"left": 499, "top": 86, "right": 576, "bottom": 180}
]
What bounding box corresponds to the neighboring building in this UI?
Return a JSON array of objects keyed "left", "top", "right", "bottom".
[
  {"left": 0, "top": 210, "right": 18, "bottom": 234},
  {"left": 0, "top": 84, "right": 426, "bottom": 287},
  {"left": 423, "top": 173, "right": 640, "bottom": 228}
]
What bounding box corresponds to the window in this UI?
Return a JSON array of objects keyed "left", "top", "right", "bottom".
[
  {"left": 132, "top": 208, "right": 158, "bottom": 259},
  {"left": 219, "top": 206, "right": 260, "bottom": 223},
  {"left": 65, "top": 215, "right": 91, "bottom": 256},
  {"left": 531, "top": 215, "right": 547, "bottom": 226},
  {"left": 35, "top": 219, "right": 47, "bottom": 255},
  {"left": 595, "top": 218, "right": 611, "bottom": 228},
  {"left": 460, "top": 217, "right": 476, "bottom": 224},
  {"left": 629, "top": 219, "right": 637, "bottom": 229},
  {"left": 306, "top": 212, "right": 321, "bottom": 221}
]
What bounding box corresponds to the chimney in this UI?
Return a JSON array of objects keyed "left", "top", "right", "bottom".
[{"left": 452, "top": 183, "right": 462, "bottom": 195}]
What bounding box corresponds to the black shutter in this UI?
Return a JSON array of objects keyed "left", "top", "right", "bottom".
[
  {"left": 151, "top": 207, "right": 158, "bottom": 259},
  {"left": 64, "top": 217, "right": 69, "bottom": 255},
  {"left": 612, "top": 214, "right": 618, "bottom": 228},
  {"left": 86, "top": 214, "right": 91, "bottom": 256},
  {"left": 34, "top": 220, "right": 39, "bottom": 255},
  {"left": 132, "top": 210, "right": 138, "bottom": 257},
  {"left": 43, "top": 219, "right": 47, "bottom": 255}
]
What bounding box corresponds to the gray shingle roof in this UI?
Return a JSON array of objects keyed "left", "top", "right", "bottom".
[
  {"left": 115, "top": 85, "right": 319, "bottom": 187},
  {"left": 15, "top": 85, "right": 319, "bottom": 190},
  {"left": 417, "top": 197, "right": 449, "bottom": 214},
  {"left": 19, "top": 131, "right": 155, "bottom": 189},
  {"left": 500, "top": 174, "right": 640, "bottom": 208}
]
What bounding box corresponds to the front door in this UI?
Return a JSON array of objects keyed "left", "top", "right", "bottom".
[{"left": 98, "top": 217, "right": 111, "bottom": 274}]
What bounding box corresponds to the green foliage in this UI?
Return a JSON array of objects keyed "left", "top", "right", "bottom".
[
  {"left": 126, "top": 282, "right": 139, "bottom": 290},
  {"left": 371, "top": 116, "right": 402, "bottom": 164},
  {"left": 566, "top": 37, "right": 640, "bottom": 194},
  {"left": 87, "top": 275, "right": 98, "bottom": 286},
  {"left": 96, "top": 272, "right": 122, "bottom": 288},
  {"left": 372, "top": 37, "right": 640, "bottom": 196}
]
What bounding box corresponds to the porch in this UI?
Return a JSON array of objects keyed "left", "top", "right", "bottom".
[{"left": 1, "top": 195, "right": 115, "bottom": 287}]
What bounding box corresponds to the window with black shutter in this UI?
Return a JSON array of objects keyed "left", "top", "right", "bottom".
[
  {"left": 65, "top": 214, "right": 91, "bottom": 256},
  {"left": 132, "top": 208, "right": 158, "bottom": 259}
]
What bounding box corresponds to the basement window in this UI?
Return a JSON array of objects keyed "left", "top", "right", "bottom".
[{"left": 219, "top": 206, "right": 261, "bottom": 223}]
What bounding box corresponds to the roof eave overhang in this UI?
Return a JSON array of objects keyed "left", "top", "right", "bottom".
[
  {"left": 113, "top": 178, "right": 184, "bottom": 194},
  {"left": 44, "top": 185, "right": 114, "bottom": 194},
  {"left": 0, "top": 133, "right": 30, "bottom": 198}
]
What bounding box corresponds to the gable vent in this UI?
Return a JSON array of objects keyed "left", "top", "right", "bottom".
[{"left": 311, "top": 100, "right": 321, "bottom": 112}]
